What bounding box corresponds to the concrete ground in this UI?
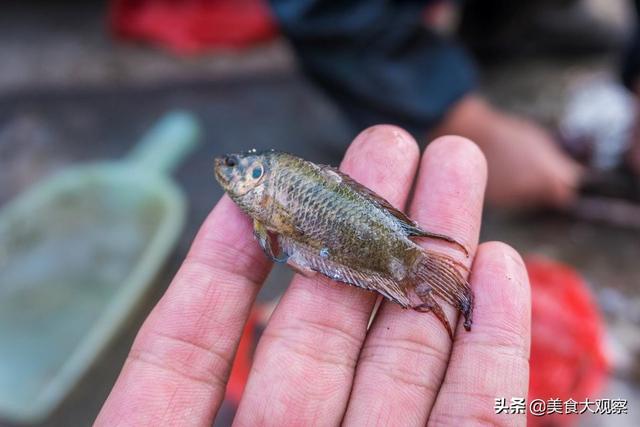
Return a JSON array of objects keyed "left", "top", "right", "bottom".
[{"left": 0, "top": 1, "right": 639, "bottom": 426}]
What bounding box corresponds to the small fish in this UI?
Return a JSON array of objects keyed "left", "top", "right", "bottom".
[{"left": 214, "top": 149, "right": 473, "bottom": 338}]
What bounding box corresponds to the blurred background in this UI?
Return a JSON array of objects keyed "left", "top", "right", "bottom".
[{"left": 0, "top": 0, "right": 639, "bottom": 425}]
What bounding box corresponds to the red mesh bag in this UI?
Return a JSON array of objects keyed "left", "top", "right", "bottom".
[{"left": 526, "top": 257, "right": 609, "bottom": 426}]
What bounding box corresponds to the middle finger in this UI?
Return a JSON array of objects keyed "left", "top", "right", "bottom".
[{"left": 344, "top": 136, "right": 487, "bottom": 425}]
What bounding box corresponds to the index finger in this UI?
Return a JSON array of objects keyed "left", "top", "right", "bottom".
[{"left": 96, "top": 196, "right": 271, "bottom": 426}]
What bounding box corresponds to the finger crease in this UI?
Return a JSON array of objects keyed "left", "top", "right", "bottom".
[
  {"left": 260, "top": 324, "right": 361, "bottom": 371},
  {"left": 127, "top": 343, "right": 229, "bottom": 394},
  {"left": 185, "top": 242, "right": 268, "bottom": 286}
]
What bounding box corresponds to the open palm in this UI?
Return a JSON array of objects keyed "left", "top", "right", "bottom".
[{"left": 96, "top": 126, "right": 531, "bottom": 426}]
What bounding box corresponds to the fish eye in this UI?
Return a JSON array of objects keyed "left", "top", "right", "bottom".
[
  {"left": 224, "top": 156, "right": 237, "bottom": 167},
  {"left": 251, "top": 165, "right": 263, "bottom": 180}
]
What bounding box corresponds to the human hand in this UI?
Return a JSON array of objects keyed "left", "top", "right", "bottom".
[
  {"left": 434, "top": 95, "right": 584, "bottom": 209},
  {"left": 96, "top": 127, "right": 531, "bottom": 426}
]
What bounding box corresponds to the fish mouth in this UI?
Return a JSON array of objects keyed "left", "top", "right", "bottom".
[{"left": 213, "top": 156, "right": 228, "bottom": 185}]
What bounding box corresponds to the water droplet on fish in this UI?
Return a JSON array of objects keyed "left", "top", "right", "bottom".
[{"left": 320, "top": 247, "right": 330, "bottom": 258}]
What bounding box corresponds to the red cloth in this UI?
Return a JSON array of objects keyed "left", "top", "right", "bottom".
[
  {"left": 110, "top": 0, "right": 278, "bottom": 54},
  {"left": 526, "top": 257, "right": 609, "bottom": 426}
]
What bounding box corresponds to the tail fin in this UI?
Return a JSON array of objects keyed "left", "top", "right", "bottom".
[{"left": 410, "top": 249, "right": 473, "bottom": 339}]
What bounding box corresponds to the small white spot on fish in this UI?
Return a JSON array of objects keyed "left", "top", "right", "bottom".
[
  {"left": 321, "top": 168, "right": 343, "bottom": 184},
  {"left": 320, "top": 247, "right": 330, "bottom": 258},
  {"left": 388, "top": 258, "right": 407, "bottom": 281}
]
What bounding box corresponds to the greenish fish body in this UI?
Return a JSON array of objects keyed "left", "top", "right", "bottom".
[{"left": 214, "top": 149, "right": 473, "bottom": 337}]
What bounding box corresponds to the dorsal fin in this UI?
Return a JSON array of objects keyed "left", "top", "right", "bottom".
[{"left": 320, "top": 165, "right": 418, "bottom": 226}]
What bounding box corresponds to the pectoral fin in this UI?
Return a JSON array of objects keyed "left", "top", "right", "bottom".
[{"left": 253, "top": 219, "right": 289, "bottom": 263}]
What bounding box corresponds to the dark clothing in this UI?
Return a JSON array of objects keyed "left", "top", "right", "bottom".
[
  {"left": 623, "top": 0, "right": 640, "bottom": 90},
  {"left": 269, "top": 0, "right": 640, "bottom": 136},
  {"left": 269, "top": 0, "right": 476, "bottom": 135}
]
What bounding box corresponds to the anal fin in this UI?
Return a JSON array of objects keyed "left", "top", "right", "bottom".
[
  {"left": 287, "top": 259, "right": 317, "bottom": 278},
  {"left": 278, "top": 235, "right": 412, "bottom": 307}
]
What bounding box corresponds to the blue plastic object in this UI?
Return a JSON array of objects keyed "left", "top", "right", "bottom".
[{"left": 0, "top": 111, "right": 200, "bottom": 423}]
